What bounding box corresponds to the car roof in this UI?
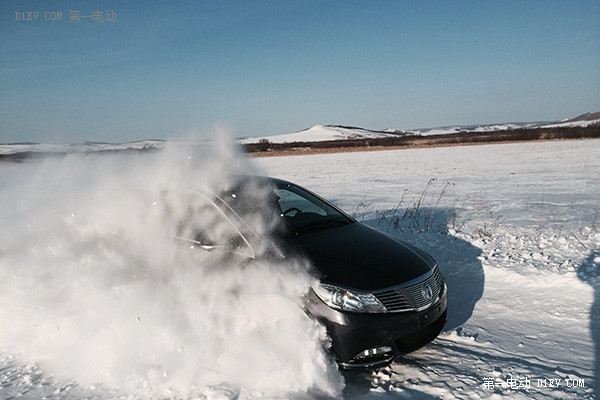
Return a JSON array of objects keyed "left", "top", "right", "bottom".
[{"left": 231, "top": 175, "right": 293, "bottom": 189}]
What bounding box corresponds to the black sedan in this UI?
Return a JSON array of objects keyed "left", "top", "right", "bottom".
[{"left": 179, "top": 177, "right": 447, "bottom": 369}]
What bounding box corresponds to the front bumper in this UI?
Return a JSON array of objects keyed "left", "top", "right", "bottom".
[{"left": 306, "top": 281, "right": 448, "bottom": 369}]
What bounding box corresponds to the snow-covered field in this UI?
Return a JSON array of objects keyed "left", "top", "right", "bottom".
[
  {"left": 255, "top": 139, "right": 600, "bottom": 399},
  {"left": 1, "top": 138, "right": 599, "bottom": 399}
]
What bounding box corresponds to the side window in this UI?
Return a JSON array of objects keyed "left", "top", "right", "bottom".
[{"left": 276, "top": 188, "right": 327, "bottom": 216}]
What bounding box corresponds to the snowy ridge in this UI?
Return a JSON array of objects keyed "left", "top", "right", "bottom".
[
  {"left": 243, "top": 111, "right": 600, "bottom": 144},
  {"left": 240, "top": 124, "right": 410, "bottom": 144},
  {"left": 3, "top": 112, "right": 597, "bottom": 153},
  {"left": 414, "top": 118, "right": 600, "bottom": 136},
  {"left": 0, "top": 140, "right": 165, "bottom": 157},
  {"left": 539, "top": 119, "right": 600, "bottom": 129},
  {"left": 411, "top": 122, "right": 537, "bottom": 136}
]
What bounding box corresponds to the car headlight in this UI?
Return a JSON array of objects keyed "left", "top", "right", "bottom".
[{"left": 313, "top": 283, "right": 387, "bottom": 313}]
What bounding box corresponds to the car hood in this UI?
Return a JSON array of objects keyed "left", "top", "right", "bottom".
[{"left": 288, "top": 222, "right": 436, "bottom": 292}]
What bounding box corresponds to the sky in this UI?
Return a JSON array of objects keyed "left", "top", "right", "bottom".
[{"left": 1, "top": 0, "right": 599, "bottom": 144}]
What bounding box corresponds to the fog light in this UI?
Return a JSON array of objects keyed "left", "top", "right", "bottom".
[{"left": 354, "top": 345, "right": 393, "bottom": 361}]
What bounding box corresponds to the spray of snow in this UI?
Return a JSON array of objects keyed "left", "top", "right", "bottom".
[{"left": 0, "top": 132, "right": 343, "bottom": 398}]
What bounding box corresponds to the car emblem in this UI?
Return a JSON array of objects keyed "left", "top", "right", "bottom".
[{"left": 422, "top": 283, "right": 433, "bottom": 302}]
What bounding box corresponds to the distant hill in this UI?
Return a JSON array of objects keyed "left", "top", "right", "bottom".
[
  {"left": 560, "top": 111, "right": 600, "bottom": 123},
  {"left": 243, "top": 111, "right": 600, "bottom": 145},
  {"left": 2, "top": 111, "right": 598, "bottom": 161},
  {"left": 239, "top": 124, "right": 413, "bottom": 145}
]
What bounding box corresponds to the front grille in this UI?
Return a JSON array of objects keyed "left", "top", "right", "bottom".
[{"left": 374, "top": 267, "right": 444, "bottom": 312}]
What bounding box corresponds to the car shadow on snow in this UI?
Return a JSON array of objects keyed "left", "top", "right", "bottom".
[
  {"left": 577, "top": 250, "right": 600, "bottom": 396},
  {"left": 342, "top": 208, "right": 484, "bottom": 398}
]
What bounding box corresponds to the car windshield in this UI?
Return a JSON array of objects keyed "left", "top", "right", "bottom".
[
  {"left": 220, "top": 179, "right": 354, "bottom": 236},
  {"left": 274, "top": 183, "right": 353, "bottom": 235}
]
